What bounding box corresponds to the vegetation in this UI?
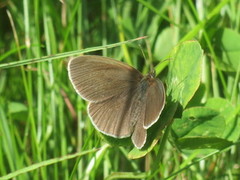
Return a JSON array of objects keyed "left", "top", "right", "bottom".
[{"left": 0, "top": 0, "right": 239, "bottom": 179}]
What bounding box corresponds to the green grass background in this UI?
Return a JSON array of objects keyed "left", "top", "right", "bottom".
[{"left": 0, "top": 0, "right": 240, "bottom": 179}]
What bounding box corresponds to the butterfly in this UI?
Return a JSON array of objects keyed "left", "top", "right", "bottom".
[{"left": 68, "top": 55, "right": 165, "bottom": 149}]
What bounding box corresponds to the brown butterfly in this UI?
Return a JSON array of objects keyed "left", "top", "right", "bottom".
[{"left": 68, "top": 55, "right": 165, "bottom": 149}]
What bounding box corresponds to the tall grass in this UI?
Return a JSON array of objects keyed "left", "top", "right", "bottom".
[{"left": 0, "top": 0, "right": 239, "bottom": 179}]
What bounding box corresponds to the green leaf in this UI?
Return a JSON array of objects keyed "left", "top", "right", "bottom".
[
  {"left": 154, "top": 27, "right": 176, "bottom": 60},
  {"left": 214, "top": 28, "right": 240, "bottom": 72},
  {"left": 8, "top": 102, "right": 28, "bottom": 114},
  {"left": 7, "top": 102, "right": 28, "bottom": 121},
  {"left": 127, "top": 138, "right": 159, "bottom": 159},
  {"left": 100, "top": 134, "right": 132, "bottom": 148},
  {"left": 167, "top": 41, "right": 203, "bottom": 108},
  {"left": 205, "top": 98, "right": 240, "bottom": 141},
  {"left": 171, "top": 100, "right": 237, "bottom": 151},
  {"left": 172, "top": 107, "right": 225, "bottom": 138},
  {"left": 177, "top": 137, "right": 233, "bottom": 150}
]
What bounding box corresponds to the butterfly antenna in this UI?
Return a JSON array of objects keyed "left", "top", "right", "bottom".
[
  {"left": 145, "top": 39, "right": 154, "bottom": 73},
  {"left": 138, "top": 42, "right": 154, "bottom": 75}
]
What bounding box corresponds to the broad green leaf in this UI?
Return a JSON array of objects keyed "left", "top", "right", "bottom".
[
  {"left": 214, "top": 28, "right": 240, "bottom": 72},
  {"left": 205, "top": 98, "right": 240, "bottom": 141},
  {"left": 8, "top": 102, "right": 28, "bottom": 114},
  {"left": 177, "top": 137, "right": 232, "bottom": 150},
  {"left": 128, "top": 138, "right": 159, "bottom": 159},
  {"left": 167, "top": 41, "right": 203, "bottom": 108},
  {"left": 101, "top": 134, "right": 132, "bottom": 148},
  {"left": 171, "top": 106, "right": 234, "bottom": 151},
  {"left": 7, "top": 101, "right": 28, "bottom": 121},
  {"left": 172, "top": 107, "right": 225, "bottom": 138},
  {"left": 154, "top": 27, "right": 176, "bottom": 60}
]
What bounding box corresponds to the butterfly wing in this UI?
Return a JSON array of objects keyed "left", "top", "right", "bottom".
[
  {"left": 68, "top": 55, "right": 143, "bottom": 102},
  {"left": 131, "top": 115, "right": 147, "bottom": 149},
  {"left": 144, "top": 79, "right": 165, "bottom": 128},
  {"left": 88, "top": 89, "right": 138, "bottom": 138}
]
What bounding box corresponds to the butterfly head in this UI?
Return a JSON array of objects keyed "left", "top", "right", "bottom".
[{"left": 145, "top": 70, "right": 156, "bottom": 79}]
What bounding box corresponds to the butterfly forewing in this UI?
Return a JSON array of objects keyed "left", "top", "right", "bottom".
[
  {"left": 144, "top": 79, "right": 165, "bottom": 128},
  {"left": 68, "top": 55, "right": 143, "bottom": 102}
]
